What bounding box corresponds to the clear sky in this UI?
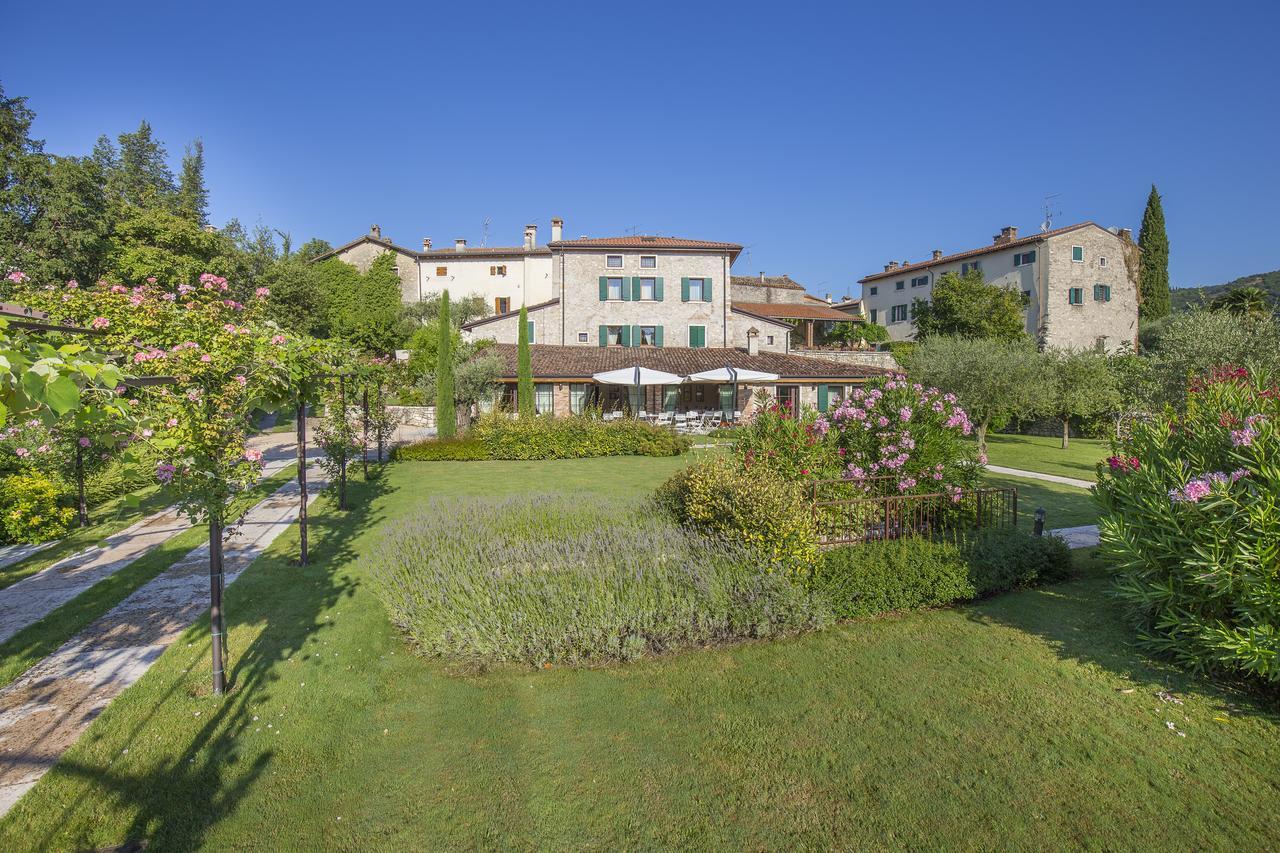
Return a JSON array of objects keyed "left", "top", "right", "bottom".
[{"left": 6, "top": 0, "right": 1278, "bottom": 297}]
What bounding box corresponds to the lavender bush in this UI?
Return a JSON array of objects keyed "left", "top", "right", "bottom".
[{"left": 362, "top": 495, "right": 828, "bottom": 667}]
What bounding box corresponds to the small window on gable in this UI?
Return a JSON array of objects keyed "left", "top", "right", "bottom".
[
  {"left": 1071, "top": 246, "right": 1084, "bottom": 263},
  {"left": 869, "top": 286, "right": 878, "bottom": 296},
  {"left": 578, "top": 332, "right": 589, "bottom": 342},
  {"left": 640, "top": 256, "right": 656, "bottom": 269},
  {"left": 606, "top": 254, "right": 623, "bottom": 268},
  {"left": 436, "top": 266, "right": 448, "bottom": 277},
  {"left": 1068, "top": 287, "right": 1084, "bottom": 305},
  {"left": 1099, "top": 256, "right": 1108, "bottom": 268},
  {"left": 766, "top": 335, "right": 774, "bottom": 345}
]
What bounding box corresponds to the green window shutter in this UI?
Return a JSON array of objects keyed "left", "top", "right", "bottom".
[
  {"left": 702, "top": 278, "right": 713, "bottom": 302},
  {"left": 631, "top": 277, "right": 642, "bottom": 300},
  {"left": 599, "top": 276, "right": 608, "bottom": 301},
  {"left": 654, "top": 277, "right": 664, "bottom": 301},
  {"left": 681, "top": 277, "right": 690, "bottom": 302},
  {"left": 620, "top": 325, "right": 631, "bottom": 347},
  {"left": 621, "top": 277, "right": 632, "bottom": 301},
  {"left": 818, "top": 384, "right": 829, "bottom": 412},
  {"left": 598, "top": 324, "right": 607, "bottom": 347},
  {"left": 655, "top": 326, "right": 664, "bottom": 347},
  {"left": 689, "top": 326, "right": 704, "bottom": 348},
  {"left": 631, "top": 325, "right": 641, "bottom": 347}
]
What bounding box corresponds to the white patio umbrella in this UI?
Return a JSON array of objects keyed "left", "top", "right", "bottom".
[
  {"left": 592, "top": 366, "right": 684, "bottom": 416},
  {"left": 686, "top": 366, "right": 780, "bottom": 423}
]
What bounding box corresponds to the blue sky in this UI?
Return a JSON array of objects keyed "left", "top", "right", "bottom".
[{"left": 7, "top": 0, "right": 1278, "bottom": 296}]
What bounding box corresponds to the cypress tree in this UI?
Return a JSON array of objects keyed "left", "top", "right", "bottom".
[
  {"left": 177, "top": 138, "right": 209, "bottom": 225},
  {"left": 436, "top": 290, "right": 456, "bottom": 438},
  {"left": 1138, "top": 184, "right": 1171, "bottom": 320},
  {"left": 517, "top": 304, "right": 535, "bottom": 417}
]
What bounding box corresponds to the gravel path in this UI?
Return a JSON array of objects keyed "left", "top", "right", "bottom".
[{"left": 985, "top": 464, "right": 1093, "bottom": 489}]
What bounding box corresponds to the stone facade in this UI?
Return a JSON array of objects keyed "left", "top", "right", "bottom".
[
  {"left": 333, "top": 238, "right": 421, "bottom": 304},
  {"left": 729, "top": 310, "right": 791, "bottom": 354},
  {"left": 729, "top": 275, "right": 811, "bottom": 305},
  {"left": 464, "top": 300, "right": 563, "bottom": 345},
  {"left": 790, "top": 348, "right": 900, "bottom": 371}
]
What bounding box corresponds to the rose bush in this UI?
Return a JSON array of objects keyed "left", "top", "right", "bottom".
[{"left": 1096, "top": 364, "right": 1280, "bottom": 685}]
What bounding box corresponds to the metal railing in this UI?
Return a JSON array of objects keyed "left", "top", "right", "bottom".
[{"left": 810, "top": 479, "right": 1018, "bottom": 547}]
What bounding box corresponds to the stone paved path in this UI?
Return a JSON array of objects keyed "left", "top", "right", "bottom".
[
  {"left": 0, "top": 432, "right": 310, "bottom": 645},
  {"left": 986, "top": 464, "right": 1093, "bottom": 490},
  {"left": 0, "top": 460, "right": 329, "bottom": 816},
  {"left": 1048, "top": 524, "right": 1101, "bottom": 549}
]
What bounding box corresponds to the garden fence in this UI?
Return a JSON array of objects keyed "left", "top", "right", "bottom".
[{"left": 810, "top": 479, "right": 1018, "bottom": 547}]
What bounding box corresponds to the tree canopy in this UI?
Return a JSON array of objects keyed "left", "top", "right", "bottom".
[
  {"left": 1138, "top": 184, "right": 1171, "bottom": 320},
  {"left": 911, "top": 269, "right": 1027, "bottom": 342}
]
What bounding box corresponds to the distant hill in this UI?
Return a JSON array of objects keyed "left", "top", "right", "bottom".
[{"left": 1171, "top": 269, "right": 1280, "bottom": 312}]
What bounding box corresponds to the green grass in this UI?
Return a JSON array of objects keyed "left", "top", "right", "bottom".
[
  {"left": 0, "top": 485, "right": 172, "bottom": 591},
  {"left": 983, "top": 472, "right": 1100, "bottom": 530},
  {"left": 3, "top": 455, "right": 1278, "bottom": 849},
  {"left": 0, "top": 465, "right": 298, "bottom": 691},
  {"left": 980, "top": 433, "right": 1110, "bottom": 482}
]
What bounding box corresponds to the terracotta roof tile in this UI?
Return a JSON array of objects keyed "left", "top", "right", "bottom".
[
  {"left": 485, "top": 344, "right": 890, "bottom": 381},
  {"left": 731, "top": 301, "right": 860, "bottom": 322},
  {"left": 548, "top": 235, "right": 743, "bottom": 252},
  {"left": 460, "top": 298, "right": 559, "bottom": 330}
]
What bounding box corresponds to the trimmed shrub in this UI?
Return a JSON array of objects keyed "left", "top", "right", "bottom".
[
  {"left": 0, "top": 473, "right": 74, "bottom": 544},
  {"left": 813, "top": 538, "right": 975, "bottom": 618},
  {"left": 363, "top": 495, "right": 828, "bottom": 667},
  {"left": 1096, "top": 364, "right": 1280, "bottom": 685},
  {"left": 392, "top": 437, "right": 492, "bottom": 462},
  {"left": 964, "top": 527, "right": 1074, "bottom": 595},
  {"left": 469, "top": 412, "right": 690, "bottom": 460},
  {"left": 654, "top": 455, "right": 818, "bottom": 578}
]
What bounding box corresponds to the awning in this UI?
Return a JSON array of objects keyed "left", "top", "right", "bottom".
[
  {"left": 592, "top": 366, "right": 685, "bottom": 386},
  {"left": 686, "top": 366, "right": 780, "bottom": 383}
]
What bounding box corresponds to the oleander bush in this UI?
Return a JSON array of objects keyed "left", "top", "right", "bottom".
[
  {"left": 654, "top": 455, "right": 818, "bottom": 578},
  {"left": 0, "top": 472, "right": 75, "bottom": 544},
  {"left": 1096, "top": 364, "right": 1280, "bottom": 685},
  {"left": 392, "top": 437, "right": 492, "bottom": 461},
  {"left": 363, "top": 495, "right": 828, "bottom": 667},
  {"left": 470, "top": 411, "right": 691, "bottom": 460}
]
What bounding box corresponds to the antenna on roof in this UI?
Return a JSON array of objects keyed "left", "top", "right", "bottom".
[
  {"left": 480, "top": 218, "right": 491, "bottom": 247},
  {"left": 624, "top": 225, "right": 640, "bottom": 236},
  {"left": 1041, "top": 194, "right": 1062, "bottom": 232}
]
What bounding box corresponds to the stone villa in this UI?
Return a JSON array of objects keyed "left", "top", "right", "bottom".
[{"left": 857, "top": 221, "right": 1141, "bottom": 352}]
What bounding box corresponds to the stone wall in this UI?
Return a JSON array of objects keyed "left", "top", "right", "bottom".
[
  {"left": 790, "top": 348, "right": 900, "bottom": 371},
  {"left": 1042, "top": 227, "right": 1140, "bottom": 352},
  {"left": 730, "top": 282, "right": 811, "bottom": 304},
  {"left": 336, "top": 241, "right": 421, "bottom": 304},
  {"left": 462, "top": 300, "right": 563, "bottom": 345}
]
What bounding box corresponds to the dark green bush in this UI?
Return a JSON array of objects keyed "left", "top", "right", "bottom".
[
  {"left": 964, "top": 527, "right": 1073, "bottom": 594},
  {"left": 392, "top": 437, "right": 492, "bottom": 461},
  {"left": 470, "top": 412, "right": 691, "bottom": 460},
  {"left": 813, "top": 538, "right": 975, "bottom": 618}
]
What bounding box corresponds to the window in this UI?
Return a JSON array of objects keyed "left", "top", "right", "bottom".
[
  {"left": 684, "top": 278, "right": 707, "bottom": 302},
  {"left": 869, "top": 286, "right": 878, "bottom": 296},
  {"left": 534, "top": 383, "right": 553, "bottom": 415},
  {"left": 526, "top": 320, "right": 535, "bottom": 341},
  {"left": 911, "top": 275, "right": 929, "bottom": 288},
  {"left": 435, "top": 266, "right": 448, "bottom": 277},
  {"left": 606, "top": 254, "right": 623, "bottom": 268},
  {"left": 640, "top": 256, "right": 656, "bottom": 269},
  {"left": 962, "top": 260, "right": 982, "bottom": 275},
  {"left": 569, "top": 385, "right": 586, "bottom": 414},
  {"left": 1068, "top": 287, "right": 1084, "bottom": 305},
  {"left": 688, "top": 325, "right": 706, "bottom": 348},
  {"left": 1093, "top": 284, "right": 1111, "bottom": 302},
  {"left": 766, "top": 335, "right": 774, "bottom": 345},
  {"left": 1013, "top": 250, "right": 1037, "bottom": 266},
  {"left": 638, "top": 277, "right": 656, "bottom": 300},
  {"left": 607, "top": 277, "right": 624, "bottom": 300},
  {"left": 577, "top": 332, "right": 589, "bottom": 343},
  {"left": 638, "top": 325, "right": 657, "bottom": 347},
  {"left": 494, "top": 297, "right": 510, "bottom": 315},
  {"left": 489, "top": 265, "right": 507, "bottom": 276},
  {"left": 869, "top": 308, "right": 878, "bottom": 324},
  {"left": 1021, "top": 290, "right": 1032, "bottom": 306},
  {"left": 890, "top": 304, "right": 909, "bottom": 323},
  {"left": 895, "top": 280, "right": 905, "bottom": 291},
  {"left": 1099, "top": 256, "right": 1108, "bottom": 268},
  {"left": 605, "top": 325, "right": 625, "bottom": 346},
  {"left": 1071, "top": 246, "right": 1084, "bottom": 263}
]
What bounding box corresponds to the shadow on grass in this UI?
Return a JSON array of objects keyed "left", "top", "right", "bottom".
[
  {"left": 19, "top": 470, "right": 394, "bottom": 851},
  {"left": 964, "top": 557, "right": 1280, "bottom": 721}
]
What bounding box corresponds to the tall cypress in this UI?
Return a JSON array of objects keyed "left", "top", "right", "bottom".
[
  {"left": 1138, "top": 184, "right": 1171, "bottom": 319},
  {"left": 517, "top": 304, "right": 535, "bottom": 418},
  {"left": 436, "top": 290, "right": 456, "bottom": 438},
  {"left": 177, "top": 138, "right": 209, "bottom": 225}
]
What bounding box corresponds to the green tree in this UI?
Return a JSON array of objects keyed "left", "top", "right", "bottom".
[
  {"left": 103, "top": 120, "right": 177, "bottom": 209},
  {"left": 320, "top": 253, "right": 402, "bottom": 355},
  {"left": 293, "top": 237, "right": 332, "bottom": 262},
  {"left": 106, "top": 205, "right": 238, "bottom": 287},
  {"left": 516, "top": 304, "right": 534, "bottom": 417},
  {"left": 903, "top": 336, "right": 1049, "bottom": 455},
  {"left": 1144, "top": 307, "right": 1280, "bottom": 409},
  {"left": 1211, "top": 286, "right": 1271, "bottom": 320},
  {"left": 176, "top": 138, "right": 208, "bottom": 225},
  {"left": 1138, "top": 184, "right": 1171, "bottom": 320},
  {"left": 436, "top": 291, "right": 456, "bottom": 438},
  {"left": 911, "top": 269, "right": 1027, "bottom": 341},
  {"left": 261, "top": 256, "right": 331, "bottom": 338},
  {"left": 396, "top": 292, "right": 488, "bottom": 341},
  {"left": 1045, "top": 349, "right": 1121, "bottom": 448}
]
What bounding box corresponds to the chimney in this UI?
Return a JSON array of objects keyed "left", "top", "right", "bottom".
[
  {"left": 826, "top": 293, "right": 832, "bottom": 303},
  {"left": 455, "top": 238, "right": 467, "bottom": 251},
  {"left": 993, "top": 226, "right": 1018, "bottom": 245},
  {"left": 746, "top": 327, "right": 760, "bottom": 356},
  {"left": 422, "top": 237, "right": 432, "bottom": 251},
  {"left": 759, "top": 271, "right": 766, "bottom": 283},
  {"left": 370, "top": 224, "right": 381, "bottom": 239},
  {"left": 885, "top": 261, "right": 899, "bottom": 271},
  {"left": 524, "top": 224, "right": 537, "bottom": 250},
  {"left": 550, "top": 217, "right": 563, "bottom": 242},
  {"left": 901, "top": 260, "right": 908, "bottom": 268},
  {"left": 1119, "top": 227, "right": 1133, "bottom": 242},
  {"left": 932, "top": 249, "right": 943, "bottom": 261}
]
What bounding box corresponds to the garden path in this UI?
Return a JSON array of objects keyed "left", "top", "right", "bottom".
[
  {"left": 985, "top": 465, "right": 1093, "bottom": 489},
  {"left": 0, "top": 431, "right": 310, "bottom": 645},
  {"left": 0, "top": 458, "right": 330, "bottom": 817}
]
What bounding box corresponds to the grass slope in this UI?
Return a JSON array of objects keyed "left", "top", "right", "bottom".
[
  {"left": 981, "top": 433, "right": 1108, "bottom": 482},
  {"left": 0, "top": 465, "right": 297, "bottom": 691},
  {"left": 3, "top": 457, "right": 1277, "bottom": 849},
  {"left": 982, "top": 471, "right": 1099, "bottom": 530}
]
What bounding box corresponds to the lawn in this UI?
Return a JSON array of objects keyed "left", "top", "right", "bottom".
[
  {"left": 2, "top": 455, "right": 1277, "bottom": 850},
  {"left": 981, "top": 433, "right": 1110, "bottom": 482},
  {"left": 983, "top": 471, "right": 1100, "bottom": 530}
]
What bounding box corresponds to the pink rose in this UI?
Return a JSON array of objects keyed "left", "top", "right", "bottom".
[{"left": 91, "top": 316, "right": 110, "bottom": 329}]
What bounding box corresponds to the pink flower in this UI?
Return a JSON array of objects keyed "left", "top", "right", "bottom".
[
  {"left": 1230, "top": 427, "right": 1257, "bottom": 447},
  {"left": 15, "top": 447, "right": 29, "bottom": 458},
  {"left": 146, "top": 276, "right": 157, "bottom": 284},
  {"left": 244, "top": 448, "right": 263, "bottom": 463},
  {"left": 234, "top": 375, "right": 247, "bottom": 386},
  {"left": 65, "top": 279, "right": 78, "bottom": 289},
  {"left": 5, "top": 271, "right": 28, "bottom": 284},
  {"left": 977, "top": 453, "right": 988, "bottom": 465},
  {"left": 898, "top": 406, "right": 913, "bottom": 422},
  {"left": 200, "top": 353, "right": 212, "bottom": 362},
  {"left": 36, "top": 444, "right": 49, "bottom": 453},
  {"left": 111, "top": 284, "right": 129, "bottom": 294},
  {"left": 223, "top": 323, "right": 236, "bottom": 333},
  {"left": 141, "top": 429, "right": 153, "bottom": 438},
  {"left": 156, "top": 462, "right": 176, "bottom": 484},
  {"left": 271, "top": 334, "right": 286, "bottom": 346},
  {"left": 167, "top": 418, "right": 179, "bottom": 427},
  {"left": 255, "top": 287, "right": 270, "bottom": 298},
  {"left": 91, "top": 316, "right": 110, "bottom": 329},
  {"left": 78, "top": 436, "right": 91, "bottom": 447}
]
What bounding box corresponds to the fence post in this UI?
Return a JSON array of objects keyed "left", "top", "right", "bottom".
[
  {"left": 976, "top": 490, "right": 983, "bottom": 530},
  {"left": 1011, "top": 487, "right": 1018, "bottom": 528}
]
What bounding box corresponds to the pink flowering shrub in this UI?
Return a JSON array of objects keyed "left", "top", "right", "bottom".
[{"left": 1096, "top": 364, "right": 1280, "bottom": 685}]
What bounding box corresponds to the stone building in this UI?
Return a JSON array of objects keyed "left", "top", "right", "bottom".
[
  {"left": 857, "top": 221, "right": 1140, "bottom": 352},
  {"left": 311, "top": 225, "right": 422, "bottom": 304}
]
